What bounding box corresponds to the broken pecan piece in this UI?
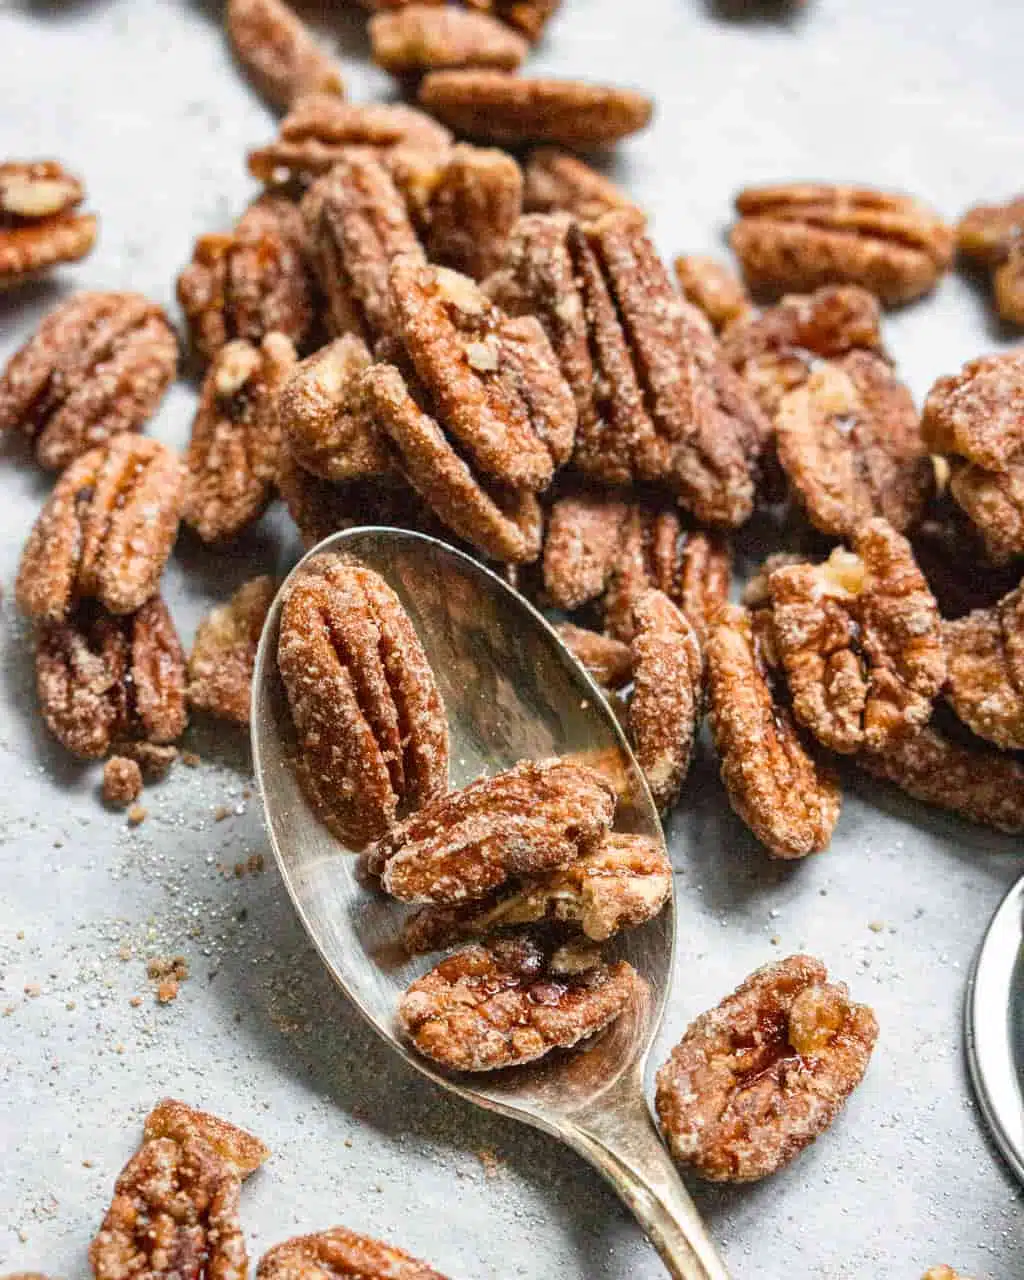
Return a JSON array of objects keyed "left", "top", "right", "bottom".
[
  {"left": 103, "top": 756, "right": 143, "bottom": 807},
  {"left": 417, "top": 71, "right": 653, "bottom": 149},
  {"left": 776, "top": 351, "right": 933, "bottom": 537},
  {"left": 278, "top": 555, "right": 449, "bottom": 847},
  {"left": 464, "top": 0, "right": 560, "bottom": 41},
  {"left": 187, "top": 576, "right": 278, "bottom": 726},
  {"left": 769, "top": 521, "right": 946, "bottom": 754},
  {"left": 731, "top": 182, "right": 954, "bottom": 306},
  {"left": 371, "top": 6, "right": 528, "bottom": 73},
  {"left": 226, "top": 0, "right": 344, "bottom": 110},
  {"left": 943, "top": 582, "right": 1024, "bottom": 750},
  {"left": 956, "top": 194, "right": 1024, "bottom": 327},
  {"left": 524, "top": 148, "right": 637, "bottom": 223},
  {"left": 366, "top": 756, "right": 615, "bottom": 903},
  {"left": 921, "top": 350, "right": 1024, "bottom": 474},
  {"left": 258, "top": 1228, "right": 448, "bottom": 1280},
  {"left": 143, "top": 1098, "right": 270, "bottom": 1179},
  {"left": 655, "top": 954, "right": 878, "bottom": 1182},
  {"left": 674, "top": 255, "right": 753, "bottom": 335},
  {"left": 421, "top": 143, "right": 522, "bottom": 281},
  {"left": 555, "top": 624, "right": 632, "bottom": 688},
  {"left": 0, "top": 160, "right": 97, "bottom": 288},
  {"left": 0, "top": 291, "right": 178, "bottom": 470},
  {"left": 183, "top": 333, "right": 297, "bottom": 543},
  {"left": 399, "top": 933, "right": 640, "bottom": 1071},
  {"left": 911, "top": 495, "right": 1023, "bottom": 618},
  {"left": 17, "top": 435, "right": 185, "bottom": 622},
  {"left": 707, "top": 605, "right": 841, "bottom": 858},
  {"left": 542, "top": 489, "right": 628, "bottom": 611}
]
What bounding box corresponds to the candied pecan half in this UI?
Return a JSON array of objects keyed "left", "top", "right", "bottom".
[
  {"left": 143, "top": 1098, "right": 270, "bottom": 1178},
  {"left": 731, "top": 182, "right": 954, "bottom": 306},
  {"left": 922, "top": 351, "right": 1024, "bottom": 473},
  {"left": 674, "top": 255, "right": 753, "bottom": 335},
  {"left": 421, "top": 144, "right": 522, "bottom": 281},
  {"left": 465, "top": 0, "right": 560, "bottom": 41},
  {"left": 183, "top": 333, "right": 297, "bottom": 543},
  {"left": 188, "top": 576, "right": 278, "bottom": 726},
  {"left": 418, "top": 72, "right": 653, "bottom": 149},
  {"left": 35, "top": 597, "right": 187, "bottom": 760},
  {"left": 707, "top": 606, "right": 841, "bottom": 858},
  {"left": 366, "top": 756, "right": 615, "bottom": 903},
  {"left": 655, "top": 954, "right": 877, "bottom": 1182},
  {"left": 0, "top": 160, "right": 96, "bottom": 288},
  {"left": 957, "top": 194, "right": 1024, "bottom": 327},
  {"left": 911, "top": 494, "right": 1023, "bottom": 618},
  {"left": 769, "top": 521, "right": 945, "bottom": 755},
  {"left": 628, "top": 589, "right": 703, "bottom": 813},
  {"left": 278, "top": 555, "right": 449, "bottom": 847},
  {"left": 90, "top": 1137, "right": 247, "bottom": 1280},
  {"left": 555, "top": 624, "right": 632, "bottom": 688},
  {"left": 17, "top": 436, "right": 185, "bottom": 622},
  {"left": 542, "top": 489, "right": 628, "bottom": 610},
  {"left": 371, "top": 6, "right": 527, "bottom": 74},
  {"left": 943, "top": 582, "right": 1024, "bottom": 750},
  {"left": 177, "top": 194, "right": 315, "bottom": 366},
  {"left": 226, "top": 0, "right": 343, "bottom": 111},
  {"left": 259, "top": 1227, "right": 447, "bottom": 1280},
  {"left": 399, "top": 933, "right": 640, "bottom": 1071},
  {"left": 776, "top": 352, "right": 932, "bottom": 537},
  {"left": 524, "top": 148, "right": 637, "bottom": 223},
  {"left": 403, "top": 830, "right": 670, "bottom": 951},
  {"left": 0, "top": 291, "right": 178, "bottom": 471}
]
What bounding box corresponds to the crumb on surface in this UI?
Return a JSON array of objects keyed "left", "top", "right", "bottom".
[{"left": 103, "top": 756, "right": 143, "bottom": 808}]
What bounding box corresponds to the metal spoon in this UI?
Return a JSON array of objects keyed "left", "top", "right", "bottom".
[{"left": 250, "top": 526, "right": 729, "bottom": 1280}]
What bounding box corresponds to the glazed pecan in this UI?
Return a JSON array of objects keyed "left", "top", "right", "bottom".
[
  {"left": 226, "top": 0, "right": 344, "bottom": 110},
  {"left": 769, "top": 521, "right": 945, "bottom": 754},
  {"left": 418, "top": 71, "right": 653, "bottom": 149},
  {"left": 911, "top": 495, "right": 1023, "bottom": 618},
  {"left": 776, "top": 352, "right": 932, "bottom": 537},
  {"left": 707, "top": 606, "right": 841, "bottom": 858},
  {"left": 103, "top": 756, "right": 143, "bottom": 807},
  {"left": 278, "top": 555, "right": 449, "bottom": 847},
  {"left": 187, "top": 576, "right": 278, "bottom": 725},
  {"left": 0, "top": 160, "right": 96, "bottom": 287},
  {"left": 465, "top": 0, "right": 560, "bottom": 41},
  {"left": 258, "top": 1228, "right": 448, "bottom": 1280},
  {"left": 366, "top": 756, "right": 615, "bottom": 903},
  {"left": 0, "top": 291, "right": 178, "bottom": 471},
  {"left": 183, "top": 333, "right": 297, "bottom": 543},
  {"left": 403, "top": 830, "right": 671, "bottom": 951},
  {"left": 89, "top": 1138, "right": 247, "bottom": 1280},
  {"left": 944, "top": 582, "right": 1024, "bottom": 750},
  {"left": 421, "top": 143, "right": 522, "bottom": 281},
  {"left": 35, "top": 597, "right": 187, "bottom": 760},
  {"left": 921, "top": 351, "right": 1024, "bottom": 473},
  {"left": 399, "top": 932, "right": 640, "bottom": 1071},
  {"left": 143, "top": 1098, "right": 270, "bottom": 1179},
  {"left": 542, "top": 489, "right": 628, "bottom": 610},
  {"left": 177, "top": 194, "right": 315, "bottom": 366},
  {"left": 947, "top": 459, "right": 1024, "bottom": 563},
  {"left": 17, "top": 436, "right": 185, "bottom": 622},
  {"left": 957, "top": 194, "right": 1024, "bottom": 327},
  {"left": 555, "top": 623, "right": 632, "bottom": 688},
  {"left": 655, "top": 954, "right": 878, "bottom": 1182},
  {"left": 731, "top": 182, "right": 954, "bottom": 306},
  {"left": 524, "top": 148, "right": 637, "bottom": 223},
  {"left": 371, "top": 6, "right": 527, "bottom": 73},
  {"left": 674, "top": 255, "right": 753, "bottom": 335}
]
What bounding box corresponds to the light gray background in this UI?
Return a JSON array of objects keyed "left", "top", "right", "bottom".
[{"left": 1, "top": 1, "right": 1022, "bottom": 1276}]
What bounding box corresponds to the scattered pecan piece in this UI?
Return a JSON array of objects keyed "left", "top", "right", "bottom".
[
  {"left": 399, "top": 932, "right": 640, "bottom": 1071},
  {"left": 0, "top": 291, "right": 178, "bottom": 471},
  {"left": 464, "top": 0, "right": 560, "bottom": 41},
  {"left": 921, "top": 350, "right": 1024, "bottom": 474},
  {"left": 731, "top": 182, "right": 954, "bottom": 306},
  {"left": 143, "top": 1098, "right": 271, "bottom": 1178},
  {"left": 946, "top": 457, "right": 1024, "bottom": 563},
  {"left": 278, "top": 555, "right": 449, "bottom": 847},
  {"left": 0, "top": 160, "right": 97, "bottom": 288},
  {"left": 655, "top": 954, "right": 877, "bottom": 1182},
  {"left": 555, "top": 623, "right": 632, "bottom": 688},
  {"left": 259, "top": 1227, "right": 448, "bottom": 1280},
  {"left": 956, "top": 194, "right": 1024, "bottom": 326},
  {"left": 769, "top": 521, "right": 945, "bottom": 754},
  {"left": 776, "top": 351, "right": 932, "bottom": 537},
  {"left": 366, "top": 757, "right": 615, "bottom": 903},
  {"left": 177, "top": 194, "right": 315, "bottom": 366},
  {"left": 89, "top": 1137, "right": 247, "bottom": 1280},
  {"left": 403, "top": 830, "right": 670, "bottom": 951},
  {"left": 674, "top": 255, "right": 753, "bottom": 334},
  {"left": 542, "top": 489, "right": 628, "bottom": 610},
  {"left": 188, "top": 576, "right": 278, "bottom": 725},
  {"left": 103, "top": 756, "right": 143, "bottom": 808},
  {"left": 183, "top": 333, "right": 297, "bottom": 543},
  {"left": 922, "top": 1269, "right": 972, "bottom": 1280},
  {"left": 226, "top": 0, "right": 344, "bottom": 111},
  {"left": 707, "top": 606, "right": 841, "bottom": 858},
  {"left": 17, "top": 436, "right": 185, "bottom": 622},
  {"left": 524, "top": 148, "right": 637, "bottom": 223},
  {"left": 943, "top": 582, "right": 1024, "bottom": 750},
  {"left": 421, "top": 143, "right": 522, "bottom": 281},
  {"left": 628, "top": 589, "right": 703, "bottom": 812},
  {"left": 418, "top": 71, "right": 653, "bottom": 149},
  {"left": 371, "top": 6, "right": 528, "bottom": 73}
]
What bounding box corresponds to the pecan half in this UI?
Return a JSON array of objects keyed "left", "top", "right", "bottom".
[
  {"left": 177, "top": 194, "right": 315, "bottom": 366},
  {"left": 628, "top": 589, "right": 703, "bottom": 813},
  {"left": 655, "top": 954, "right": 878, "bottom": 1182},
  {"left": 183, "top": 333, "right": 297, "bottom": 543},
  {"left": 366, "top": 756, "right": 615, "bottom": 903},
  {"left": 0, "top": 160, "right": 96, "bottom": 288},
  {"left": 524, "top": 148, "right": 637, "bottom": 223},
  {"left": 278, "top": 555, "right": 449, "bottom": 847},
  {"left": 921, "top": 351, "right": 1024, "bottom": 474},
  {"left": 143, "top": 1099, "right": 270, "bottom": 1179},
  {"left": 555, "top": 623, "right": 632, "bottom": 688},
  {"left": 542, "top": 489, "right": 628, "bottom": 610},
  {"left": 673, "top": 254, "right": 752, "bottom": 335},
  {"left": 707, "top": 606, "right": 841, "bottom": 858},
  {"left": 226, "top": 0, "right": 344, "bottom": 111},
  {"left": 776, "top": 351, "right": 932, "bottom": 537},
  {"left": 0, "top": 291, "right": 178, "bottom": 471},
  {"left": 947, "top": 458, "right": 1024, "bottom": 563},
  {"left": 399, "top": 933, "right": 640, "bottom": 1071},
  {"left": 464, "top": 0, "right": 560, "bottom": 41},
  {"left": 911, "top": 495, "right": 1023, "bottom": 618},
  {"left": 418, "top": 71, "right": 653, "bottom": 149},
  {"left": 943, "top": 582, "right": 1024, "bottom": 750},
  {"left": 258, "top": 1228, "right": 448, "bottom": 1280},
  {"left": 731, "top": 182, "right": 954, "bottom": 306},
  {"left": 371, "top": 6, "right": 528, "bottom": 73},
  {"left": 956, "top": 194, "right": 1024, "bottom": 327},
  {"left": 17, "top": 436, "right": 185, "bottom": 622},
  {"left": 187, "top": 576, "right": 278, "bottom": 725},
  {"left": 403, "top": 830, "right": 671, "bottom": 951},
  {"left": 421, "top": 143, "right": 522, "bottom": 281}
]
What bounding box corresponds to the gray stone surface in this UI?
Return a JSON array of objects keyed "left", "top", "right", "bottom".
[{"left": 0, "top": 0, "right": 1022, "bottom": 1276}]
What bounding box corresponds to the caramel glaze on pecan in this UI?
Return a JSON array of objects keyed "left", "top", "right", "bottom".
[
  {"left": 944, "top": 580, "right": 1024, "bottom": 750},
  {"left": 0, "top": 160, "right": 97, "bottom": 288},
  {"left": 371, "top": 6, "right": 528, "bottom": 75},
  {"left": 258, "top": 1228, "right": 449, "bottom": 1280},
  {"left": 143, "top": 1098, "right": 271, "bottom": 1179},
  {"left": 421, "top": 143, "right": 523, "bottom": 282},
  {"left": 542, "top": 488, "right": 628, "bottom": 611},
  {"left": 555, "top": 623, "right": 632, "bottom": 688},
  {"left": 674, "top": 255, "right": 753, "bottom": 335},
  {"left": 226, "top": 0, "right": 344, "bottom": 111},
  {"left": 187, "top": 576, "right": 278, "bottom": 726},
  {"left": 465, "top": 0, "right": 560, "bottom": 42},
  {"left": 956, "top": 194, "right": 1024, "bottom": 327},
  {"left": 922, "top": 350, "right": 1024, "bottom": 475}
]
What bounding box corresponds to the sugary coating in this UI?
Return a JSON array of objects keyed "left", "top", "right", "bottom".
[
  {"left": 258, "top": 1227, "right": 448, "bottom": 1280},
  {"left": 143, "top": 1098, "right": 270, "bottom": 1178},
  {"left": 226, "top": 0, "right": 344, "bottom": 110}
]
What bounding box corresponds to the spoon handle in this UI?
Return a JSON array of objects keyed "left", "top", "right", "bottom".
[{"left": 562, "top": 1073, "right": 730, "bottom": 1280}]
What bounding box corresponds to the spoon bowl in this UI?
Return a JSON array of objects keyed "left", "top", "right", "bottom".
[{"left": 251, "top": 527, "right": 729, "bottom": 1279}]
